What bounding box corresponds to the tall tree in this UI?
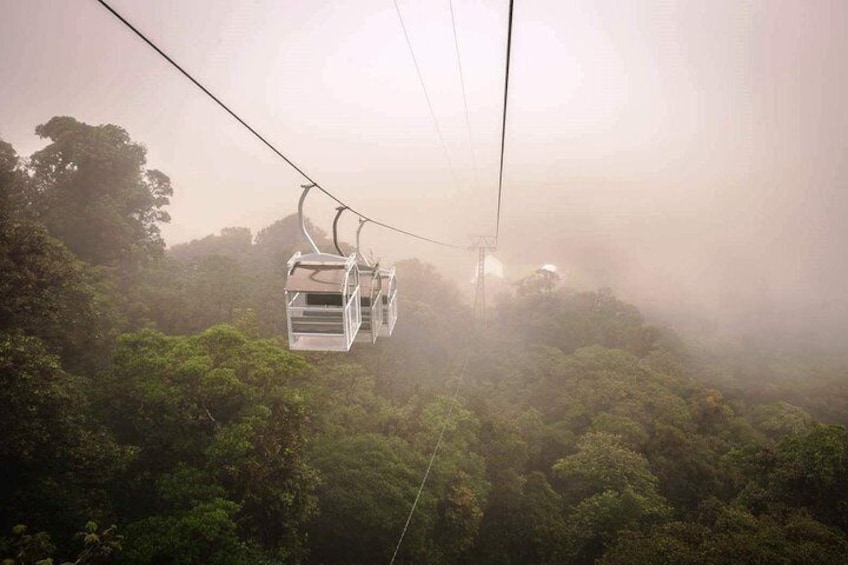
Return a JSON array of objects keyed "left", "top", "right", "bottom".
[
  {"left": 28, "top": 116, "right": 172, "bottom": 267},
  {"left": 1, "top": 138, "right": 111, "bottom": 371},
  {"left": 553, "top": 432, "right": 671, "bottom": 562}
]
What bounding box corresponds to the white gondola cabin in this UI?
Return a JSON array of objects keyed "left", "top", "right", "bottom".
[
  {"left": 284, "top": 252, "right": 361, "bottom": 351},
  {"left": 354, "top": 265, "right": 384, "bottom": 344},
  {"left": 379, "top": 267, "right": 398, "bottom": 337}
]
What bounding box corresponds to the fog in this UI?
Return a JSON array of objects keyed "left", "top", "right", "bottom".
[{"left": 2, "top": 0, "right": 847, "bottom": 344}]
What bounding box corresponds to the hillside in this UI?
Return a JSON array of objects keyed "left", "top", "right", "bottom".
[{"left": 2, "top": 123, "right": 848, "bottom": 563}]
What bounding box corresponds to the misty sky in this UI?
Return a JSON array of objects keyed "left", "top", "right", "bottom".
[{"left": 2, "top": 0, "right": 847, "bottom": 338}]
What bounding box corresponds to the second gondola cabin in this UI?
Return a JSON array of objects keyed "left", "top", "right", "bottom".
[
  {"left": 284, "top": 252, "right": 362, "bottom": 351},
  {"left": 379, "top": 266, "right": 398, "bottom": 337},
  {"left": 355, "top": 265, "right": 384, "bottom": 344}
]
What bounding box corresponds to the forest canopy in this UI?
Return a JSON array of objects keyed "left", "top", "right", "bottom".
[{"left": 1, "top": 118, "right": 847, "bottom": 563}]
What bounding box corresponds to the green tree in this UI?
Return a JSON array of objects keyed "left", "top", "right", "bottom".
[
  {"left": 0, "top": 220, "right": 108, "bottom": 373},
  {"left": 0, "top": 524, "right": 56, "bottom": 565},
  {"left": 763, "top": 425, "right": 848, "bottom": 530},
  {"left": 497, "top": 288, "right": 660, "bottom": 356},
  {"left": 553, "top": 432, "right": 670, "bottom": 562},
  {"left": 306, "top": 434, "right": 432, "bottom": 564},
  {"left": 146, "top": 254, "right": 248, "bottom": 334},
  {"left": 475, "top": 470, "right": 568, "bottom": 564},
  {"left": 515, "top": 267, "right": 561, "bottom": 297},
  {"left": 121, "top": 498, "right": 250, "bottom": 565},
  {"left": 169, "top": 227, "right": 253, "bottom": 263},
  {"left": 433, "top": 471, "right": 486, "bottom": 561},
  {"left": 28, "top": 116, "right": 172, "bottom": 267},
  {"left": 601, "top": 500, "right": 848, "bottom": 565},
  {"left": 553, "top": 432, "right": 663, "bottom": 503},
  {"left": 0, "top": 333, "right": 129, "bottom": 550},
  {"left": 411, "top": 398, "right": 489, "bottom": 562},
  {"left": 102, "top": 326, "right": 316, "bottom": 561}
]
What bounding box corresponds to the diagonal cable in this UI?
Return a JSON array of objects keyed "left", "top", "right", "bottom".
[
  {"left": 95, "top": 0, "right": 464, "bottom": 249},
  {"left": 448, "top": 0, "right": 481, "bottom": 192},
  {"left": 494, "top": 0, "right": 515, "bottom": 243},
  {"left": 393, "top": 0, "right": 461, "bottom": 192},
  {"left": 389, "top": 349, "right": 471, "bottom": 564}
]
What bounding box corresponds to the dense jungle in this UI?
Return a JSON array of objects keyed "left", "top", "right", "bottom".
[{"left": 2, "top": 118, "right": 847, "bottom": 564}]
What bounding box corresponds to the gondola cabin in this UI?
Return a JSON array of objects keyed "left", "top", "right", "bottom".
[
  {"left": 354, "top": 266, "right": 384, "bottom": 344},
  {"left": 284, "top": 252, "right": 361, "bottom": 351},
  {"left": 379, "top": 267, "right": 398, "bottom": 337}
]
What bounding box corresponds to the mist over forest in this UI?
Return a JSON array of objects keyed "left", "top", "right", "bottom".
[
  {"left": 2, "top": 115, "right": 848, "bottom": 564},
  {"left": 3, "top": 0, "right": 847, "bottom": 353},
  {"left": 3, "top": 0, "right": 848, "bottom": 563}
]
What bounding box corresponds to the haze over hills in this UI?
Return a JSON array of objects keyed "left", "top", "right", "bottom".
[
  {"left": 2, "top": 117, "right": 848, "bottom": 562},
  {"left": 2, "top": 0, "right": 847, "bottom": 349},
  {"left": 2, "top": 0, "right": 848, "bottom": 561}
]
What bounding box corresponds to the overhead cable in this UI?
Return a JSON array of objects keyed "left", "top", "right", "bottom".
[
  {"left": 392, "top": 0, "right": 461, "bottom": 192},
  {"left": 94, "top": 0, "right": 464, "bottom": 249},
  {"left": 448, "top": 0, "right": 481, "bottom": 192},
  {"left": 494, "top": 0, "right": 515, "bottom": 243}
]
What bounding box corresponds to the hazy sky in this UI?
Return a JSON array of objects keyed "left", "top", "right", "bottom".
[{"left": 2, "top": 0, "right": 847, "bottom": 338}]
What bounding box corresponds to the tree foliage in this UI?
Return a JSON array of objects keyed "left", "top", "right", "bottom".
[
  {"left": 101, "top": 326, "right": 316, "bottom": 562},
  {"left": 3, "top": 119, "right": 848, "bottom": 563},
  {"left": 28, "top": 117, "right": 172, "bottom": 267}
]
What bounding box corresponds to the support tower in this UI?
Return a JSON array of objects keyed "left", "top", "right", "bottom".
[{"left": 469, "top": 235, "right": 497, "bottom": 329}]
